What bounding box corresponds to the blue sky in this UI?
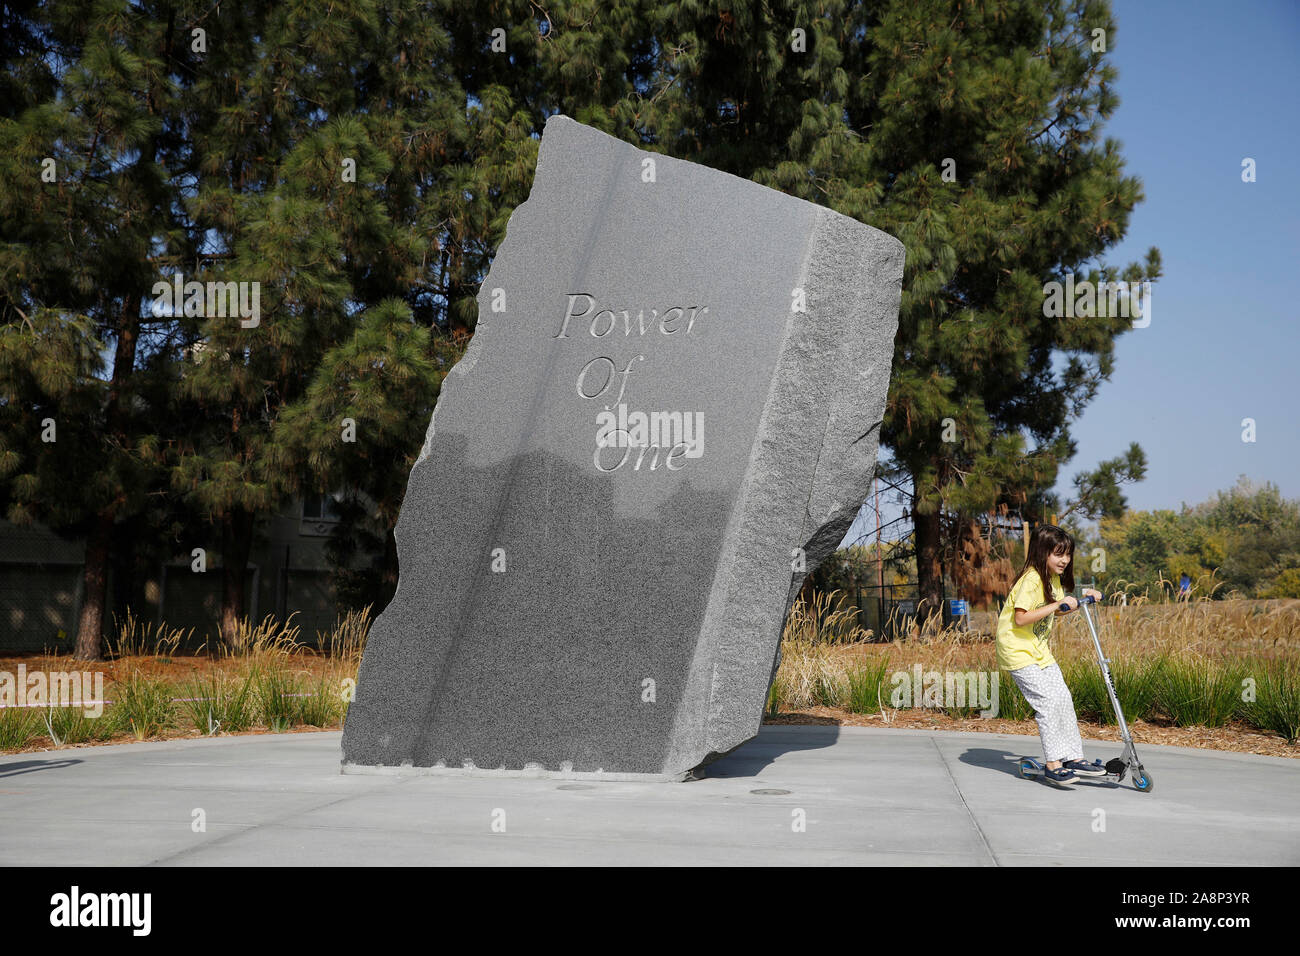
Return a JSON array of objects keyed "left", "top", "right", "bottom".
[
  {"left": 1067, "top": 0, "right": 1299, "bottom": 511},
  {"left": 846, "top": 0, "right": 1300, "bottom": 546}
]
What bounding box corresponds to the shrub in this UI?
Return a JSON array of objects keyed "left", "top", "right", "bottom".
[
  {"left": 1157, "top": 656, "right": 1245, "bottom": 727},
  {"left": 178, "top": 673, "right": 256, "bottom": 735},
  {"left": 253, "top": 664, "right": 303, "bottom": 730},
  {"left": 0, "top": 707, "right": 40, "bottom": 750},
  {"left": 846, "top": 659, "right": 892, "bottom": 714},
  {"left": 1244, "top": 661, "right": 1300, "bottom": 743},
  {"left": 112, "top": 672, "right": 175, "bottom": 740}
]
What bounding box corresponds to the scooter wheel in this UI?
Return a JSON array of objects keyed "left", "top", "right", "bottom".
[
  {"left": 1132, "top": 769, "right": 1153, "bottom": 792},
  {"left": 1018, "top": 759, "right": 1036, "bottom": 779}
]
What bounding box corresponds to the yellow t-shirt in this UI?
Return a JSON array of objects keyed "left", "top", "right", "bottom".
[{"left": 995, "top": 569, "right": 1064, "bottom": 671}]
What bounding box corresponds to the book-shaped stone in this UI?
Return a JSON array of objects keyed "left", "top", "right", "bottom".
[{"left": 341, "top": 114, "right": 903, "bottom": 778}]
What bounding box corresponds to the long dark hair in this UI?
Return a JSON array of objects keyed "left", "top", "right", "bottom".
[{"left": 1015, "top": 524, "right": 1075, "bottom": 595}]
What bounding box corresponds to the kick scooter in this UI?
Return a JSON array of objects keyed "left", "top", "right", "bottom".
[{"left": 1015, "top": 595, "right": 1154, "bottom": 792}]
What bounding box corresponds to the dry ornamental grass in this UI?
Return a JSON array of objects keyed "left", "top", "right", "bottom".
[
  {"left": 2, "top": 593, "right": 1298, "bottom": 758},
  {"left": 767, "top": 590, "right": 1300, "bottom": 757}
]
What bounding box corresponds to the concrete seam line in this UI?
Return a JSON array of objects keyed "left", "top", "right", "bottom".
[
  {"left": 930, "top": 736, "right": 999, "bottom": 867},
  {"left": 140, "top": 782, "right": 408, "bottom": 867}
]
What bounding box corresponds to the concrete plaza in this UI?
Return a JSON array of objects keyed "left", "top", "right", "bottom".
[{"left": 2, "top": 725, "right": 1296, "bottom": 865}]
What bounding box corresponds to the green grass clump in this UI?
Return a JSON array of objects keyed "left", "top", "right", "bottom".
[
  {"left": 1244, "top": 661, "right": 1300, "bottom": 743},
  {"left": 812, "top": 670, "right": 847, "bottom": 708},
  {"left": 298, "top": 676, "right": 343, "bottom": 728},
  {"left": 112, "top": 672, "right": 176, "bottom": 740},
  {"left": 0, "top": 707, "right": 40, "bottom": 750},
  {"left": 177, "top": 673, "right": 256, "bottom": 735},
  {"left": 1157, "top": 657, "right": 1246, "bottom": 727},
  {"left": 253, "top": 664, "right": 303, "bottom": 731},
  {"left": 846, "top": 659, "right": 891, "bottom": 714},
  {"left": 765, "top": 678, "right": 781, "bottom": 717},
  {"left": 1063, "top": 658, "right": 1110, "bottom": 723},
  {"left": 40, "top": 704, "right": 102, "bottom": 745},
  {"left": 91, "top": 704, "right": 127, "bottom": 740},
  {"left": 1110, "top": 656, "right": 1165, "bottom": 723}
]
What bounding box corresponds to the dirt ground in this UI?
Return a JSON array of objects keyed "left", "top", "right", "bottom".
[
  {"left": 0, "top": 651, "right": 341, "bottom": 682},
  {"left": 765, "top": 707, "right": 1300, "bottom": 759}
]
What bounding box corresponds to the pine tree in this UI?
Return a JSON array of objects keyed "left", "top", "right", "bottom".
[
  {"left": 841, "top": 0, "right": 1160, "bottom": 615},
  {"left": 0, "top": 2, "right": 179, "bottom": 658},
  {"left": 162, "top": 1, "right": 482, "bottom": 642},
  {"left": 2, "top": 0, "right": 1163, "bottom": 650},
  {"left": 438, "top": 0, "right": 1160, "bottom": 617}
]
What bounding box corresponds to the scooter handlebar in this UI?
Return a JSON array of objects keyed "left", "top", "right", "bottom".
[{"left": 1059, "top": 594, "right": 1097, "bottom": 612}]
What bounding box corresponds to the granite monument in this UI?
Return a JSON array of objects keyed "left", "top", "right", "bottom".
[{"left": 341, "top": 114, "right": 903, "bottom": 779}]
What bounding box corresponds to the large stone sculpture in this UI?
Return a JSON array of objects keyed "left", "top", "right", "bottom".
[{"left": 341, "top": 114, "right": 903, "bottom": 778}]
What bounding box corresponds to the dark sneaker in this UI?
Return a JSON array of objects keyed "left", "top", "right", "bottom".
[
  {"left": 1043, "top": 765, "right": 1077, "bottom": 788},
  {"left": 1064, "top": 759, "right": 1107, "bottom": 777}
]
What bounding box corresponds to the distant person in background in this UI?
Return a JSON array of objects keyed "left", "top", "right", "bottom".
[{"left": 1178, "top": 571, "right": 1191, "bottom": 600}]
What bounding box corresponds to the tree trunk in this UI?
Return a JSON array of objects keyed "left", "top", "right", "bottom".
[
  {"left": 219, "top": 509, "right": 255, "bottom": 646},
  {"left": 73, "top": 512, "right": 113, "bottom": 660},
  {"left": 913, "top": 474, "right": 944, "bottom": 630},
  {"left": 74, "top": 294, "right": 141, "bottom": 660},
  {"left": 110, "top": 517, "right": 138, "bottom": 629}
]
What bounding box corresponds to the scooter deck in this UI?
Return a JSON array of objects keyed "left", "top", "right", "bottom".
[
  {"left": 1016, "top": 756, "right": 1150, "bottom": 791},
  {"left": 1017, "top": 756, "right": 1120, "bottom": 777}
]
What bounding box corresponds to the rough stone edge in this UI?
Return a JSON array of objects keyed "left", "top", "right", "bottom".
[
  {"left": 666, "top": 205, "right": 905, "bottom": 773},
  {"left": 656, "top": 206, "right": 821, "bottom": 774},
  {"left": 795, "top": 207, "right": 905, "bottom": 561}
]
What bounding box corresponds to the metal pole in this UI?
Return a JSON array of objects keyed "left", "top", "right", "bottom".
[
  {"left": 874, "top": 476, "right": 884, "bottom": 642},
  {"left": 1082, "top": 600, "right": 1138, "bottom": 762},
  {"left": 874, "top": 475, "right": 884, "bottom": 593}
]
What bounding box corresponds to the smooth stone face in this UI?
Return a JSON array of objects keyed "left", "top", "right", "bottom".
[{"left": 341, "top": 114, "right": 903, "bottom": 777}]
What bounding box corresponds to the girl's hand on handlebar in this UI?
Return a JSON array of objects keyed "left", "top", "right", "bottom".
[
  {"left": 1059, "top": 595, "right": 1079, "bottom": 612},
  {"left": 1082, "top": 588, "right": 1103, "bottom": 602}
]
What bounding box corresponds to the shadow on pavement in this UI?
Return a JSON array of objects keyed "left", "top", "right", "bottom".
[
  {"left": 956, "top": 747, "right": 1031, "bottom": 777},
  {"left": 0, "top": 758, "right": 82, "bottom": 777},
  {"left": 695, "top": 724, "right": 842, "bottom": 779}
]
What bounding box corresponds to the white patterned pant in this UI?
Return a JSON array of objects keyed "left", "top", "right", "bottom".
[{"left": 1009, "top": 663, "right": 1083, "bottom": 763}]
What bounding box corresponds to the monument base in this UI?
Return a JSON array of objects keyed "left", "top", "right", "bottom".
[{"left": 339, "top": 761, "right": 689, "bottom": 783}]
